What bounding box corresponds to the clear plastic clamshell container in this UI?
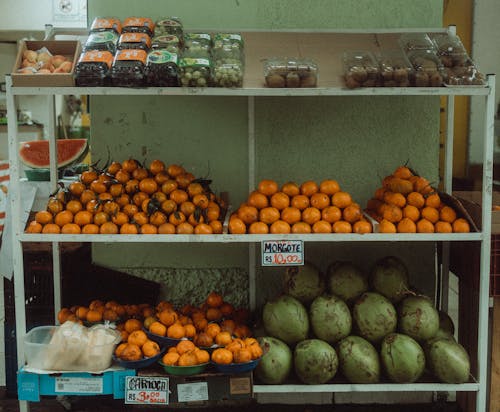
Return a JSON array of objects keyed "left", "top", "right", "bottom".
[
  {"left": 83, "top": 31, "right": 119, "bottom": 54},
  {"left": 213, "top": 33, "right": 244, "bottom": 64},
  {"left": 122, "top": 17, "right": 155, "bottom": 37},
  {"left": 74, "top": 50, "right": 114, "bottom": 87},
  {"left": 110, "top": 49, "right": 148, "bottom": 87},
  {"left": 406, "top": 49, "right": 444, "bottom": 87},
  {"left": 89, "top": 17, "right": 122, "bottom": 35},
  {"left": 213, "top": 62, "right": 243, "bottom": 87},
  {"left": 444, "top": 64, "right": 486, "bottom": 86},
  {"left": 117, "top": 32, "right": 152, "bottom": 51},
  {"left": 431, "top": 33, "right": 469, "bottom": 67},
  {"left": 144, "top": 50, "right": 180, "bottom": 87},
  {"left": 152, "top": 34, "right": 181, "bottom": 54},
  {"left": 179, "top": 57, "right": 212, "bottom": 87},
  {"left": 343, "top": 51, "right": 380, "bottom": 88},
  {"left": 399, "top": 33, "right": 436, "bottom": 52},
  {"left": 183, "top": 33, "right": 212, "bottom": 58},
  {"left": 264, "top": 58, "right": 318, "bottom": 88},
  {"left": 154, "top": 17, "right": 183, "bottom": 38},
  {"left": 376, "top": 49, "right": 413, "bottom": 87}
]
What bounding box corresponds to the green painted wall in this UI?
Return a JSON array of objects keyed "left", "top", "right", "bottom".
[{"left": 88, "top": 0, "right": 443, "bottom": 308}]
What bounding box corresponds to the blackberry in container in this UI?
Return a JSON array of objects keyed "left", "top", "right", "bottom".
[
  {"left": 152, "top": 34, "right": 181, "bottom": 54},
  {"left": 122, "top": 17, "right": 155, "bottom": 37},
  {"left": 183, "top": 33, "right": 212, "bottom": 58},
  {"left": 144, "top": 50, "right": 180, "bottom": 87},
  {"left": 83, "top": 31, "right": 119, "bottom": 54},
  {"left": 74, "top": 50, "right": 114, "bottom": 87},
  {"left": 264, "top": 58, "right": 318, "bottom": 88},
  {"left": 90, "top": 17, "right": 122, "bottom": 35},
  {"left": 406, "top": 50, "right": 444, "bottom": 87},
  {"left": 179, "top": 57, "right": 212, "bottom": 87},
  {"left": 117, "top": 32, "right": 152, "bottom": 51},
  {"left": 154, "top": 17, "right": 183, "bottom": 38},
  {"left": 343, "top": 51, "right": 379, "bottom": 88},
  {"left": 110, "top": 49, "right": 148, "bottom": 87}
]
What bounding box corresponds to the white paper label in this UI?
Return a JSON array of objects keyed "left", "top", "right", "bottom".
[
  {"left": 55, "top": 377, "right": 103, "bottom": 393},
  {"left": 177, "top": 382, "right": 209, "bottom": 402},
  {"left": 262, "top": 240, "right": 304, "bottom": 266},
  {"left": 124, "top": 376, "right": 169, "bottom": 405}
]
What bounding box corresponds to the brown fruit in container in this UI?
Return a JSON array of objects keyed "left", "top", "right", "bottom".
[
  {"left": 194, "top": 332, "right": 213, "bottom": 347},
  {"left": 162, "top": 352, "right": 180, "bottom": 365},
  {"left": 59, "top": 61, "right": 73, "bottom": 73},
  {"left": 21, "top": 59, "right": 36, "bottom": 68},
  {"left": 36, "top": 52, "right": 52, "bottom": 63},
  {"left": 121, "top": 344, "right": 142, "bottom": 361},
  {"left": 51, "top": 55, "right": 66, "bottom": 68},
  {"left": 143, "top": 340, "right": 160, "bottom": 358},
  {"left": 149, "top": 321, "right": 167, "bottom": 337},
  {"left": 266, "top": 74, "right": 285, "bottom": 88},
  {"left": 128, "top": 330, "right": 148, "bottom": 347},
  {"left": 212, "top": 348, "right": 233, "bottom": 364},
  {"left": 167, "top": 323, "right": 185, "bottom": 339},
  {"left": 234, "top": 348, "right": 252, "bottom": 363},
  {"left": 176, "top": 340, "right": 196, "bottom": 355},
  {"left": 23, "top": 49, "right": 37, "bottom": 63}
]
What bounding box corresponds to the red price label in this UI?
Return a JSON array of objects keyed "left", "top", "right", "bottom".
[
  {"left": 125, "top": 377, "right": 169, "bottom": 405},
  {"left": 262, "top": 240, "right": 304, "bottom": 266}
]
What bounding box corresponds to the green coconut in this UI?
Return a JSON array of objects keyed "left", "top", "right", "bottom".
[
  {"left": 337, "top": 336, "right": 380, "bottom": 383},
  {"left": 262, "top": 295, "right": 309, "bottom": 345},
  {"left": 380, "top": 333, "right": 426, "bottom": 383},
  {"left": 294, "top": 339, "right": 338, "bottom": 384},
  {"left": 438, "top": 310, "right": 455, "bottom": 336},
  {"left": 255, "top": 337, "right": 293, "bottom": 384},
  {"left": 370, "top": 256, "right": 410, "bottom": 303},
  {"left": 427, "top": 338, "right": 470, "bottom": 384},
  {"left": 353, "top": 292, "right": 397, "bottom": 343},
  {"left": 327, "top": 261, "right": 368, "bottom": 303},
  {"left": 398, "top": 295, "right": 439, "bottom": 341},
  {"left": 283, "top": 262, "right": 325, "bottom": 305},
  {"left": 309, "top": 294, "right": 352, "bottom": 344}
]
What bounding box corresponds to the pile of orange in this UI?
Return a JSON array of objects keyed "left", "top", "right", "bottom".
[
  {"left": 229, "top": 179, "right": 372, "bottom": 234},
  {"left": 211, "top": 337, "right": 263, "bottom": 365},
  {"left": 25, "top": 158, "right": 226, "bottom": 235},
  {"left": 161, "top": 340, "right": 210, "bottom": 367},
  {"left": 365, "top": 166, "right": 470, "bottom": 233},
  {"left": 115, "top": 328, "right": 161, "bottom": 362}
]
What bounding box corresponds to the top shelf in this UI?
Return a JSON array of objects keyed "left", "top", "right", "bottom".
[{"left": 9, "top": 32, "right": 493, "bottom": 97}]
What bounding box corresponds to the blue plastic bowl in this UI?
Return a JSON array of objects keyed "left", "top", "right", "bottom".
[
  {"left": 143, "top": 327, "right": 193, "bottom": 348},
  {"left": 159, "top": 361, "right": 209, "bottom": 376},
  {"left": 113, "top": 348, "right": 165, "bottom": 369},
  {"left": 211, "top": 358, "right": 260, "bottom": 374}
]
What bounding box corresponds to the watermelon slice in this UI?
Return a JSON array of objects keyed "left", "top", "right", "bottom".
[{"left": 19, "top": 139, "right": 88, "bottom": 169}]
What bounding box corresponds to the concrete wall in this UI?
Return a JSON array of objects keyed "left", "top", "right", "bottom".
[{"left": 88, "top": 0, "right": 443, "bottom": 311}]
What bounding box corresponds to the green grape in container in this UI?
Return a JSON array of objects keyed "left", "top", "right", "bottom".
[
  {"left": 183, "top": 33, "right": 212, "bottom": 58},
  {"left": 154, "top": 17, "right": 183, "bottom": 38},
  {"left": 213, "top": 33, "right": 244, "bottom": 64},
  {"left": 179, "top": 57, "right": 212, "bottom": 87},
  {"left": 152, "top": 34, "right": 181, "bottom": 54},
  {"left": 213, "top": 62, "right": 243, "bottom": 87}
]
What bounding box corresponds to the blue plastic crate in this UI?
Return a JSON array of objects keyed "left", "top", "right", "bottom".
[{"left": 17, "top": 368, "right": 136, "bottom": 402}]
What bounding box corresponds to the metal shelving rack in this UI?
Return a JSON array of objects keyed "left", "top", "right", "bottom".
[{"left": 5, "top": 28, "right": 496, "bottom": 412}]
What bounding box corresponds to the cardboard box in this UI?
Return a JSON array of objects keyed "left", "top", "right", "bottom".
[
  {"left": 11, "top": 41, "right": 81, "bottom": 87},
  {"left": 453, "top": 191, "right": 500, "bottom": 234}
]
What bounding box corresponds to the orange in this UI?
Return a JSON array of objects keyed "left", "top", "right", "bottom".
[
  {"left": 112, "top": 212, "right": 129, "bottom": 226},
  {"left": 149, "top": 321, "right": 167, "bottom": 337},
  {"left": 452, "top": 218, "right": 470, "bottom": 233},
  {"left": 86, "top": 310, "right": 103, "bottom": 323},
  {"left": 206, "top": 307, "right": 222, "bottom": 321},
  {"left": 374, "top": 187, "right": 387, "bottom": 201},
  {"left": 194, "top": 332, "right": 213, "bottom": 347},
  {"left": 226, "top": 339, "right": 245, "bottom": 353},
  {"left": 69, "top": 181, "right": 85, "bottom": 197},
  {"left": 162, "top": 352, "right": 180, "bottom": 366},
  {"left": 188, "top": 212, "right": 204, "bottom": 226},
  {"left": 195, "top": 349, "right": 210, "bottom": 364},
  {"left": 281, "top": 182, "right": 300, "bottom": 197},
  {"left": 302, "top": 207, "right": 321, "bottom": 225},
  {"left": 343, "top": 204, "right": 362, "bottom": 223},
  {"left": 132, "top": 192, "right": 149, "bottom": 207},
  {"left": 158, "top": 223, "right": 176, "bottom": 234},
  {"left": 237, "top": 205, "right": 259, "bottom": 225},
  {"left": 332, "top": 220, "right": 352, "bottom": 233},
  {"left": 142, "top": 340, "right": 160, "bottom": 358},
  {"left": 94, "top": 211, "right": 110, "bottom": 226},
  {"left": 155, "top": 171, "right": 170, "bottom": 185},
  {"left": 291, "top": 194, "right": 310, "bottom": 210},
  {"left": 206, "top": 205, "right": 220, "bottom": 222},
  {"left": 310, "top": 193, "right": 330, "bottom": 210},
  {"left": 90, "top": 180, "right": 107, "bottom": 194},
  {"left": 234, "top": 325, "right": 252, "bottom": 339},
  {"left": 167, "top": 323, "right": 185, "bottom": 339},
  {"left": 291, "top": 222, "right": 312, "bottom": 233},
  {"left": 103, "top": 201, "right": 120, "bottom": 216},
  {"left": 66, "top": 200, "right": 83, "bottom": 215},
  {"left": 312, "top": 220, "right": 332, "bottom": 233},
  {"left": 319, "top": 179, "right": 340, "bottom": 195},
  {"left": 103, "top": 309, "right": 119, "bottom": 322},
  {"left": 194, "top": 223, "right": 213, "bottom": 234},
  {"left": 170, "top": 189, "right": 189, "bottom": 205},
  {"left": 161, "top": 199, "right": 177, "bottom": 215},
  {"left": 152, "top": 191, "right": 167, "bottom": 204},
  {"left": 281, "top": 207, "right": 302, "bottom": 225},
  {"left": 192, "top": 194, "right": 209, "bottom": 209},
  {"left": 178, "top": 351, "right": 198, "bottom": 367},
  {"left": 80, "top": 170, "right": 98, "bottom": 185},
  {"left": 42, "top": 223, "right": 61, "bottom": 234},
  {"left": 257, "top": 180, "right": 279, "bottom": 196},
  {"left": 138, "top": 178, "right": 158, "bottom": 195},
  {"left": 132, "top": 212, "right": 148, "bottom": 226},
  {"left": 270, "top": 220, "right": 291, "bottom": 234},
  {"left": 184, "top": 324, "right": 196, "bottom": 338},
  {"left": 407, "top": 191, "right": 425, "bottom": 209},
  {"left": 249, "top": 221, "right": 269, "bottom": 234},
  {"left": 440, "top": 206, "right": 457, "bottom": 223},
  {"left": 205, "top": 323, "right": 221, "bottom": 338},
  {"left": 215, "top": 331, "right": 233, "bottom": 346},
  {"left": 403, "top": 205, "right": 420, "bottom": 222},
  {"left": 176, "top": 340, "right": 196, "bottom": 355},
  {"left": 176, "top": 222, "right": 194, "bottom": 234},
  {"left": 413, "top": 176, "right": 433, "bottom": 194},
  {"left": 180, "top": 201, "right": 196, "bottom": 216},
  {"left": 122, "top": 158, "right": 140, "bottom": 173},
  {"left": 211, "top": 348, "right": 233, "bottom": 365},
  {"left": 176, "top": 173, "right": 195, "bottom": 189},
  {"left": 187, "top": 182, "right": 204, "bottom": 197},
  {"left": 107, "top": 161, "right": 122, "bottom": 175},
  {"left": 228, "top": 217, "right": 246, "bottom": 234},
  {"left": 47, "top": 198, "right": 64, "bottom": 214},
  {"left": 115, "top": 342, "right": 128, "bottom": 358},
  {"left": 435, "top": 221, "right": 453, "bottom": 233},
  {"left": 248, "top": 343, "right": 263, "bottom": 360},
  {"left": 100, "top": 222, "right": 119, "bottom": 234},
  {"left": 270, "top": 192, "right": 290, "bottom": 210},
  {"left": 148, "top": 159, "right": 165, "bottom": 175},
  {"left": 82, "top": 224, "right": 99, "bottom": 234},
  {"left": 86, "top": 199, "right": 103, "bottom": 214},
  {"left": 247, "top": 191, "right": 269, "bottom": 209},
  {"left": 159, "top": 309, "right": 178, "bottom": 326},
  {"left": 384, "top": 192, "right": 406, "bottom": 208},
  {"left": 26, "top": 221, "right": 43, "bottom": 233},
  {"left": 421, "top": 207, "right": 439, "bottom": 224},
  {"left": 397, "top": 217, "right": 417, "bottom": 233},
  {"left": 128, "top": 330, "right": 148, "bottom": 347},
  {"left": 74, "top": 210, "right": 93, "bottom": 226},
  {"left": 209, "top": 220, "right": 223, "bottom": 234},
  {"left": 353, "top": 220, "right": 372, "bottom": 234},
  {"left": 300, "top": 180, "right": 319, "bottom": 197},
  {"left": 120, "top": 223, "right": 139, "bottom": 234},
  {"left": 393, "top": 166, "right": 413, "bottom": 179},
  {"left": 259, "top": 207, "right": 280, "bottom": 224},
  {"left": 54, "top": 210, "right": 73, "bottom": 227},
  {"left": 417, "top": 219, "right": 435, "bottom": 233},
  {"left": 382, "top": 204, "right": 403, "bottom": 223},
  {"left": 379, "top": 219, "right": 397, "bottom": 233},
  {"left": 332, "top": 191, "right": 352, "bottom": 209},
  {"left": 61, "top": 223, "right": 81, "bottom": 234},
  {"left": 169, "top": 211, "right": 187, "bottom": 226},
  {"left": 425, "top": 193, "right": 441, "bottom": 208},
  {"left": 322, "top": 206, "right": 342, "bottom": 223},
  {"left": 115, "top": 169, "right": 131, "bottom": 184},
  {"left": 120, "top": 344, "right": 143, "bottom": 361},
  {"left": 149, "top": 211, "right": 167, "bottom": 226},
  {"left": 234, "top": 348, "right": 252, "bottom": 364},
  {"left": 75, "top": 306, "right": 89, "bottom": 320},
  {"left": 167, "top": 164, "right": 185, "bottom": 178},
  {"left": 124, "top": 318, "right": 143, "bottom": 334},
  {"left": 220, "top": 318, "right": 236, "bottom": 333}
]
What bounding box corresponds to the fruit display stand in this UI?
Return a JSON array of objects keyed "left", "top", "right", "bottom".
[{"left": 5, "top": 28, "right": 496, "bottom": 412}]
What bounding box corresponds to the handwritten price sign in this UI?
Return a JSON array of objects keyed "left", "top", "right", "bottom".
[
  {"left": 125, "top": 376, "right": 169, "bottom": 405},
  {"left": 261, "top": 240, "right": 304, "bottom": 266}
]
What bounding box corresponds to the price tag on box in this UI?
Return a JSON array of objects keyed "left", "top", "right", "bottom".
[
  {"left": 125, "top": 376, "right": 169, "bottom": 405},
  {"left": 261, "top": 240, "right": 304, "bottom": 266}
]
